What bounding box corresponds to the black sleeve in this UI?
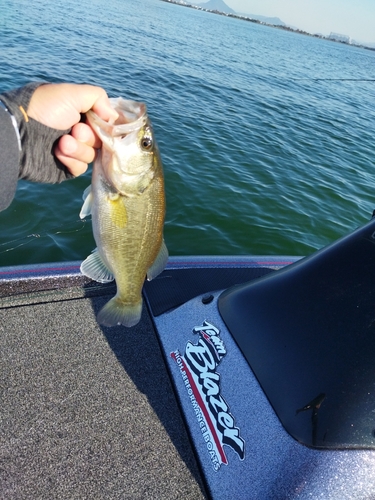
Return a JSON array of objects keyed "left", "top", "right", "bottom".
[
  {"left": 0, "top": 82, "right": 73, "bottom": 211},
  {"left": 0, "top": 104, "right": 20, "bottom": 211}
]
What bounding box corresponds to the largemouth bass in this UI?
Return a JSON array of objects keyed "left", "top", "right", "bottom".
[{"left": 79, "top": 98, "right": 167, "bottom": 327}]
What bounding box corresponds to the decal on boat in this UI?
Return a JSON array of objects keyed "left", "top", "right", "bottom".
[{"left": 171, "top": 320, "right": 245, "bottom": 471}]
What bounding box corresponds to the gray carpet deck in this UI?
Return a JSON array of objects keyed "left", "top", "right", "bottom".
[{"left": 0, "top": 287, "right": 206, "bottom": 499}]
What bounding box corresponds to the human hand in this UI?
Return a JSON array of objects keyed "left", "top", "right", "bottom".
[{"left": 27, "top": 83, "right": 118, "bottom": 177}]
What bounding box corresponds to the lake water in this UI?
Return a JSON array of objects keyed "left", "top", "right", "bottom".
[{"left": 0, "top": 0, "right": 374, "bottom": 266}]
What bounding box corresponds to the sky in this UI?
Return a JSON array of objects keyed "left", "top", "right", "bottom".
[{"left": 225, "top": 0, "right": 375, "bottom": 44}]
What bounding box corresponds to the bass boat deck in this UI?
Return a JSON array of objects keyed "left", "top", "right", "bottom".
[
  {"left": 3, "top": 219, "right": 375, "bottom": 500},
  {"left": 0, "top": 256, "right": 291, "bottom": 499}
]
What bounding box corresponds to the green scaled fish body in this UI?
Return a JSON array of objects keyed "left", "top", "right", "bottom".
[{"left": 80, "top": 98, "right": 167, "bottom": 327}]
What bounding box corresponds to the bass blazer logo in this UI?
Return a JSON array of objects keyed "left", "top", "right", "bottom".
[{"left": 171, "top": 320, "right": 245, "bottom": 471}]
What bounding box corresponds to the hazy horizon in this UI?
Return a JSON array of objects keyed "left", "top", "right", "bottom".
[{"left": 218, "top": 0, "right": 374, "bottom": 44}]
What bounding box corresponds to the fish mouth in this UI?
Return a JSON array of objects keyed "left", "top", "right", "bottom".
[{"left": 86, "top": 97, "right": 147, "bottom": 138}]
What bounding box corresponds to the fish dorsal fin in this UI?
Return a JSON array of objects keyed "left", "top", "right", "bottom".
[
  {"left": 80, "top": 248, "right": 114, "bottom": 283},
  {"left": 147, "top": 239, "right": 169, "bottom": 281},
  {"left": 79, "top": 185, "right": 93, "bottom": 219}
]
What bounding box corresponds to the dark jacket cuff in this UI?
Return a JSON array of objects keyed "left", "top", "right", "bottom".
[
  {"left": 0, "top": 105, "right": 20, "bottom": 210},
  {"left": 0, "top": 82, "right": 73, "bottom": 184}
]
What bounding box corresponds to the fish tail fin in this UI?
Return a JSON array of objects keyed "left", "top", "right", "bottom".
[{"left": 97, "top": 296, "right": 142, "bottom": 328}]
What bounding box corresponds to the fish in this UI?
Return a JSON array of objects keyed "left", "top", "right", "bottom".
[{"left": 79, "top": 97, "right": 168, "bottom": 328}]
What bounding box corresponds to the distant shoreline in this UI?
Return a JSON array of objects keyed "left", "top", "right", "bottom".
[{"left": 161, "top": 0, "right": 375, "bottom": 52}]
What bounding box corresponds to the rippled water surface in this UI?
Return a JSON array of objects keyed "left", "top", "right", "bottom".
[{"left": 0, "top": 0, "right": 374, "bottom": 265}]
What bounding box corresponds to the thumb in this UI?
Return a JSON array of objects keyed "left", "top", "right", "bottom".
[{"left": 73, "top": 84, "right": 119, "bottom": 122}]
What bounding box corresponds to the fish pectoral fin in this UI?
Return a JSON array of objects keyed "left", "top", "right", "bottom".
[
  {"left": 80, "top": 248, "right": 114, "bottom": 283},
  {"left": 82, "top": 185, "right": 92, "bottom": 201},
  {"left": 147, "top": 239, "right": 169, "bottom": 281},
  {"left": 79, "top": 185, "right": 93, "bottom": 219}
]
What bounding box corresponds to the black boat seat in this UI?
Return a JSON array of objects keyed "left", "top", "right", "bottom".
[{"left": 219, "top": 217, "right": 375, "bottom": 449}]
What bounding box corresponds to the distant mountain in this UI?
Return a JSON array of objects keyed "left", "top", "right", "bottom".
[
  {"left": 199, "top": 0, "right": 235, "bottom": 14},
  {"left": 238, "top": 13, "right": 285, "bottom": 26},
  {"left": 193, "top": 1, "right": 285, "bottom": 26}
]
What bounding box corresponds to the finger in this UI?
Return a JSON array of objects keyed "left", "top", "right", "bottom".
[
  {"left": 91, "top": 91, "right": 119, "bottom": 122},
  {"left": 58, "top": 134, "right": 96, "bottom": 164},
  {"left": 54, "top": 135, "right": 94, "bottom": 176},
  {"left": 70, "top": 122, "right": 101, "bottom": 149},
  {"left": 55, "top": 150, "right": 88, "bottom": 177}
]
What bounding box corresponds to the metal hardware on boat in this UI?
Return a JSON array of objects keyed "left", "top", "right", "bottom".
[{"left": 201, "top": 294, "right": 214, "bottom": 304}]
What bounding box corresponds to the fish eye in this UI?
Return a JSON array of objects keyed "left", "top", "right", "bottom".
[{"left": 141, "top": 136, "right": 153, "bottom": 151}]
